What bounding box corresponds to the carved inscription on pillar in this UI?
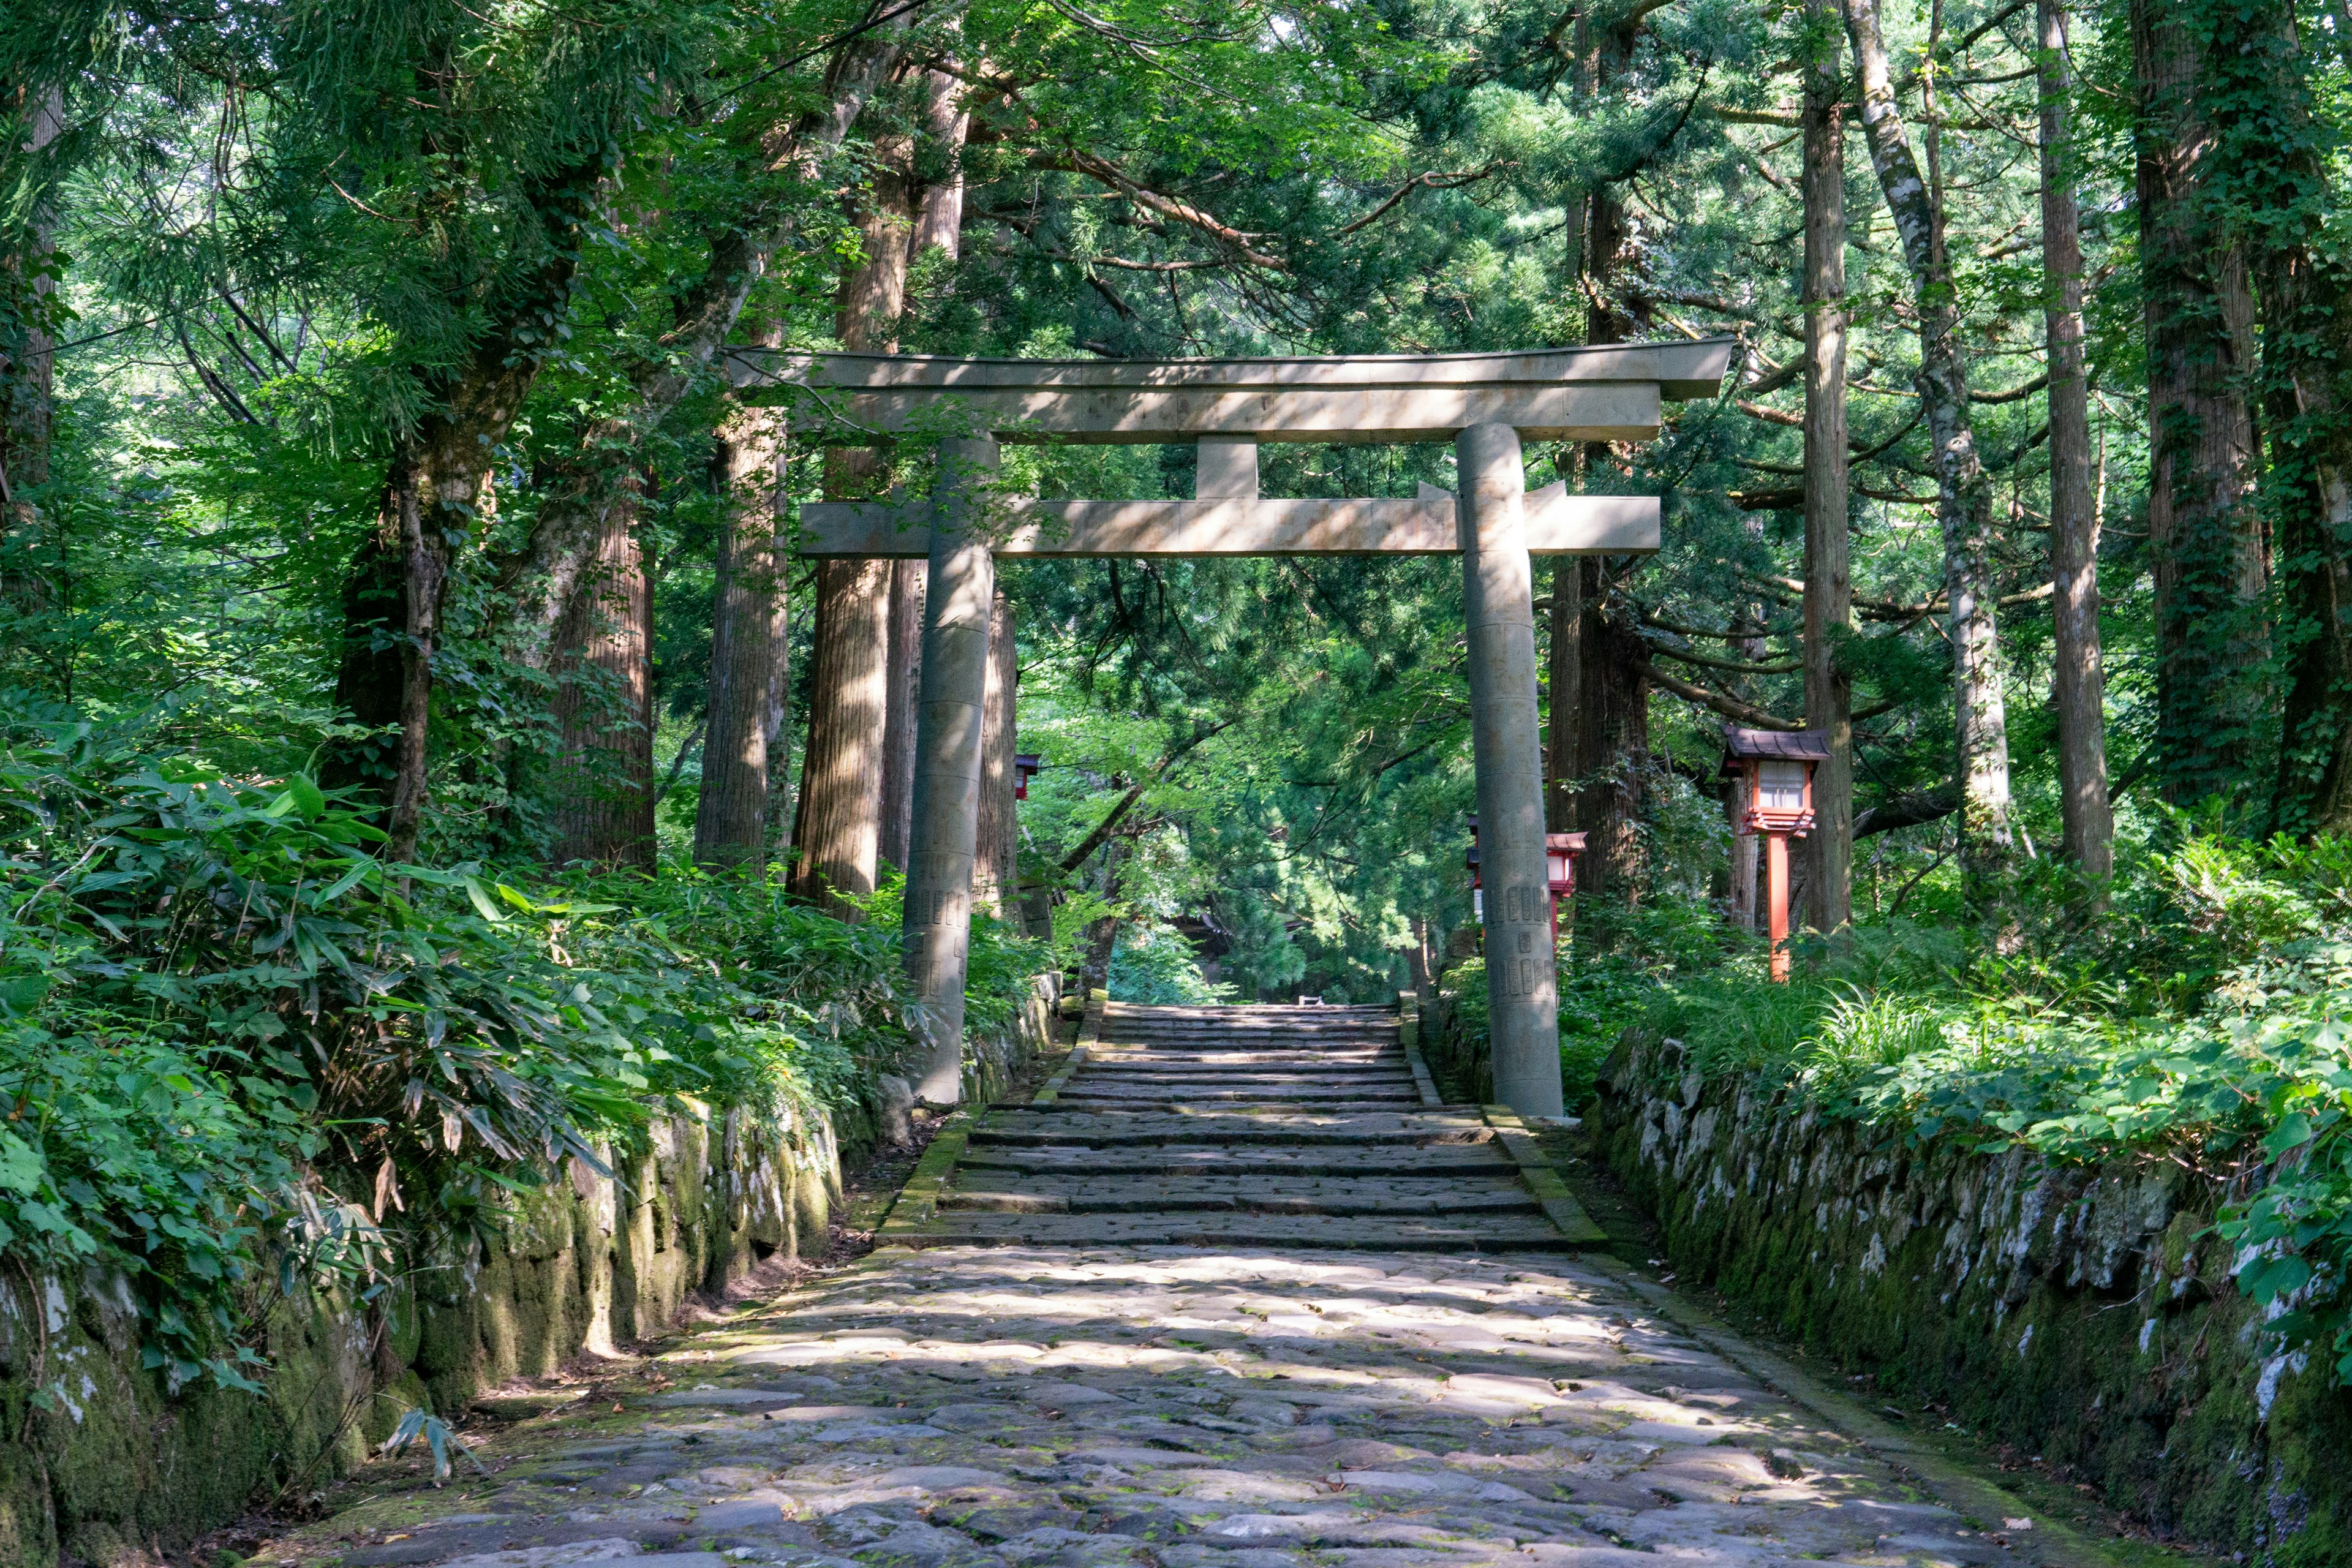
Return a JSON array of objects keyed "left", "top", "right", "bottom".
[{"left": 908, "top": 852, "right": 968, "bottom": 930}]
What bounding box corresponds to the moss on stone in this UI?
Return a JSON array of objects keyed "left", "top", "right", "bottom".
[{"left": 1593, "top": 1031, "right": 2352, "bottom": 1562}]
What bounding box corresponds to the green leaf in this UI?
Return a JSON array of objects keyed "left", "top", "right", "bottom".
[
  {"left": 2266, "top": 1114, "right": 2315, "bottom": 1159},
  {"left": 290, "top": 773, "right": 328, "bottom": 820},
  {"left": 463, "top": 877, "right": 508, "bottom": 924},
  {"left": 0, "top": 1131, "right": 46, "bottom": 1194}
]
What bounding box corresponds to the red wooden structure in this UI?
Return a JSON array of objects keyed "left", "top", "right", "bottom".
[{"left": 1719, "top": 728, "right": 1830, "bottom": 981}]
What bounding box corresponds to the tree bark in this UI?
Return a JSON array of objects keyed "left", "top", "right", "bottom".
[
  {"left": 1, "top": 85, "right": 62, "bottom": 527},
  {"left": 878, "top": 560, "right": 925, "bottom": 871},
  {"left": 1801, "top": 0, "right": 1853, "bottom": 932},
  {"left": 1575, "top": 573, "right": 1649, "bottom": 899},
  {"left": 2133, "top": 0, "right": 2268, "bottom": 807},
  {"left": 2206, "top": 1, "right": 2352, "bottom": 834},
  {"left": 1842, "top": 0, "right": 2014, "bottom": 897},
  {"left": 787, "top": 146, "right": 918, "bottom": 911},
  {"left": 2038, "top": 0, "right": 2114, "bottom": 877},
  {"left": 694, "top": 401, "right": 786, "bottom": 869},
  {"left": 321, "top": 153, "right": 606, "bottom": 861},
  {"left": 1544, "top": 554, "right": 1583, "bottom": 831},
  {"left": 788, "top": 559, "right": 892, "bottom": 913},
  {"left": 974, "top": 587, "right": 1017, "bottom": 916},
  {"left": 500, "top": 33, "right": 902, "bottom": 661},
  {"left": 911, "top": 55, "right": 969, "bottom": 261},
  {"left": 548, "top": 478, "right": 655, "bottom": 869}
]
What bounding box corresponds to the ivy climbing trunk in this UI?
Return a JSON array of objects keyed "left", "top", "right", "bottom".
[
  {"left": 2038, "top": 0, "right": 2114, "bottom": 877},
  {"left": 1842, "top": 0, "right": 2013, "bottom": 897},
  {"left": 548, "top": 478, "right": 655, "bottom": 869},
  {"left": 2133, "top": 0, "right": 2267, "bottom": 807},
  {"left": 323, "top": 153, "right": 609, "bottom": 861},
  {"left": 2205, "top": 0, "right": 2352, "bottom": 836}
]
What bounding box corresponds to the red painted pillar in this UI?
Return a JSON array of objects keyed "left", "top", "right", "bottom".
[{"left": 1766, "top": 830, "right": 1792, "bottom": 982}]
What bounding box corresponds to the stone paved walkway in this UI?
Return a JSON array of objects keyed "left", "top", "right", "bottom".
[{"left": 251, "top": 1004, "right": 2060, "bottom": 1568}]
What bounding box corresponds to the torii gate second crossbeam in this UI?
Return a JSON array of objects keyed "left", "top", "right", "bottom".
[{"left": 730, "top": 340, "right": 1735, "bottom": 1119}]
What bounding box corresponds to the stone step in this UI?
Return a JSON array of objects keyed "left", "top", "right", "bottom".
[
  {"left": 1101, "top": 1003, "right": 1395, "bottom": 1016},
  {"left": 940, "top": 1173, "right": 1539, "bottom": 1216},
  {"left": 1054, "top": 1085, "right": 1421, "bottom": 1104},
  {"left": 1079, "top": 1050, "right": 1406, "bottom": 1066},
  {"left": 897, "top": 1212, "right": 1577, "bottom": 1251},
  {"left": 1068, "top": 1072, "right": 1411, "bottom": 1086},
  {"left": 958, "top": 1143, "right": 1515, "bottom": 1176},
  {"left": 974, "top": 1108, "right": 1493, "bottom": 1145},
  {"left": 1097, "top": 1032, "right": 1398, "bottom": 1047}
]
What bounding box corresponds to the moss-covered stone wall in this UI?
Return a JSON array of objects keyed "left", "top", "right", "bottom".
[
  {"left": 1590, "top": 1031, "right": 2352, "bottom": 1567},
  {"left": 0, "top": 973, "right": 1060, "bottom": 1568}
]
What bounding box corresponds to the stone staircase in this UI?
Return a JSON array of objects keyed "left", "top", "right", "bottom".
[{"left": 883, "top": 999, "right": 1604, "bottom": 1251}]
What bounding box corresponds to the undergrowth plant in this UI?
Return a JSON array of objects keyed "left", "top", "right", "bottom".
[{"left": 0, "top": 717, "right": 1039, "bottom": 1393}]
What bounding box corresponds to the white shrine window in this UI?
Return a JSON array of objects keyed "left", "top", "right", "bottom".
[{"left": 1758, "top": 758, "right": 1807, "bottom": 813}]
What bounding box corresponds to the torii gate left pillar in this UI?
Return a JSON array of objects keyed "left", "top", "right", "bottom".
[{"left": 738, "top": 339, "right": 1733, "bottom": 1114}]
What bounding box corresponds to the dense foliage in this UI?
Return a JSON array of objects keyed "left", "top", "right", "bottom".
[{"left": 0, "top": 714, "right": 1037, "bottom": 1389}]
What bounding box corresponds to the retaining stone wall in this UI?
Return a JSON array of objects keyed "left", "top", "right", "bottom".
[
  {"left": 0, "top": 973, "right": 1059, "bottom": 1568},
  {"left": 1589, "top": 1031, "right": 2352, "bottom": 1566}
]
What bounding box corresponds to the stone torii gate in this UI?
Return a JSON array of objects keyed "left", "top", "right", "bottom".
[{"left": 733, "top": 340, "right": 1733, "bottom": 1119}]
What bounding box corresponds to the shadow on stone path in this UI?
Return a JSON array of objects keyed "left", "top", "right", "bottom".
[{"left": 248, "top": 1242, "right": 2042, "bottom": 1568}]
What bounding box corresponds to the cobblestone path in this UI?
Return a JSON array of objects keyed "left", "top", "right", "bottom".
[{"left": 254, "top": 1004, "right": 2067, "bottom": 1568}]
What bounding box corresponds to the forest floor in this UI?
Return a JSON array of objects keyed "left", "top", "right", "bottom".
[{"left": 227, "top": 1006, "right": 2225, "bottom": 1568}]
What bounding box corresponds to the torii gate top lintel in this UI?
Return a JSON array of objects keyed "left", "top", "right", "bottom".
[{"left": 729, "top": 337, "right": 1735, "bottom": 447}]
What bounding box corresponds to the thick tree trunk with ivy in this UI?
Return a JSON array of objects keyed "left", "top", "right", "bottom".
[
  {"left": 547, "top": 480, "right": 655, "bottom": 868},
  {"left": 322, "top": 155, "right": 606, "bottom": 862},
  {"left": 2133, "top": 0, "right": 2267, "bottom": 808},
  {"left": 1801, "top": 0, "right": 1852, "bottom": 932},
  {"left": 2203, "top": 0, "right": 2352, "bottom": 835},
  {"left": 1842, "top": 0, "right": 2013, "bottom": 895},
  {"left": 2037, "top": 0, "right": 2114, "bottom": 876},
  {"left": 693, "top": 402, "right": 786, "bottom": 869},
  {"left": 502, "top": 35, "right": 902, "bottom": 663}
]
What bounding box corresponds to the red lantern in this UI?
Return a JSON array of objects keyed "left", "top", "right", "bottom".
[
  {"left": 1719, "top": 728, "right": 1830, "bottom": 982},
  {"left": 1012, "top": 753, "right": 1042, "bottom": 801},
  {"left": 1467, "top": 820, "right": 1585, "bottom": 941}
]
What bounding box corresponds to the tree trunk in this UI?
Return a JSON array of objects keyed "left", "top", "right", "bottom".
[
  {"left": 1, "top": 85, "right": 62, "bottom": 538},
  {"left": 878, "top": 560, "right": 925, "bottom": 871},
  {"left": 1544, "top": 554, "right": 1583, "bottom": 831},
  {"left": 1576, "top": 575, "right": 1649, "bottom": 899},
  {"left": 911, "top": 56, "right": 969, "bottom": 261},
  {"left": 2134, "top": 0, "right": 2268, "bottom": 807},
  {"left": 1842, "top": 0, "right": 2014, "bottom": 896},
  {"left": 548, "top": 479, "right": 655, "bottom": 868},
  {"left": 693, "top": 402, "right": 786, "bottom": 869},
  {"left": 785, "top": 153, "right": 918, "bottom": 911},
  {"left": 498, "top": 32, "right": 902, "bottom": 663},
  {"left": 1801, "top": 0, "right": 1853, "bottom": 932},
  {"left": 974, "top": 587, "right": 1017, "bottom": 916},
  {"left": 2038, "top": 0, "right": 2114, "bottom": 877},
  {"left": 2205, "top": 1, "right": 2352, "bottom": 834},
  {"left": 764, "top": 452, "right": 797, "bottom": 856},
  {"left": 788, "top": 557, "right": 892, "bottom": 912}
]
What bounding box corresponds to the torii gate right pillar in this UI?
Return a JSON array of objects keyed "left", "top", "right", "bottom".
[{"left": 1458, "top": 423, "right": 1564, "bottom": 1118}]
